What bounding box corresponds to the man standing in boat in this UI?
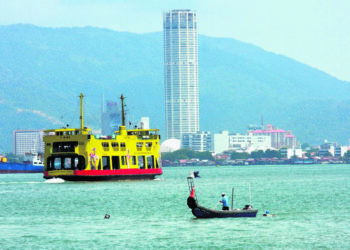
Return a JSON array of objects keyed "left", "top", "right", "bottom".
[{"left": 220, "top": 193, "right": 229, "bottom": 210}]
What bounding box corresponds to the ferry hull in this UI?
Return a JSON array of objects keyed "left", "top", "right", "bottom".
[{"left": 44, "top": 168, "right": 162, "bottom": 181}]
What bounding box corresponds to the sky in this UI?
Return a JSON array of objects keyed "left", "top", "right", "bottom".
[{"left": 1, "top": 0, "right": 349, "bottom": 81}]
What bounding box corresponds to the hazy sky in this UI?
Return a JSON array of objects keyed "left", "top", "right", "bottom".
[{"left": 1, "top": 0, "right": 349, "bottom": 81}]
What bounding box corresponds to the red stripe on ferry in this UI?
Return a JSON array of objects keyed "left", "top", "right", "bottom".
[{"left": 74, "top": 168, "right": 163, "bottom": 176}]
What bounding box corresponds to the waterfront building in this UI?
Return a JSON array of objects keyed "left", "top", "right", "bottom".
[
  {"left": 335, "top": 146, "right": 348, "bottom": 157},
  {"left": 212, "top": 131, "right": 229, "bottom": 154},
  {"left": 212, "top": 130, "right": 271, "bottom": 154},
  {"left": 285, "top": 134, "right": 296, "bottom": 149},
  {"left": 280, "top": 148, "right": 303, "bottom": 159},
  {"left": 182, "top": 131, "right": 211, "bottom": 152},
  {"left": 13, "top": 129, "right": 44, "bottom": 155},
  {"left": 163, "top": 9, "right": 199, "bottom": 140},
  {"left": 319, "top": 141, "right": 347, "bottom": 157},
  {"left": 251, "top": 124, "right": 297, "bottom": 149},
  {"left": 229, "top": 133, "right": 271, "bottom": 153},
  {"left": 319, "top": 141, "right": 336, "bottom": 157},
  {"left": 101, "top": 100, "right": 121, "bottom": 135}
]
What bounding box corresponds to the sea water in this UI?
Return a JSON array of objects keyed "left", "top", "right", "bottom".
[{"left": 0, "top": 165, "right": 349, "bottom": 249}]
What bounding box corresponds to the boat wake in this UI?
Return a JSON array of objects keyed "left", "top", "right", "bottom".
[
  {"left": 0, "top": 181, "right": 42, "bottom": 185},
  {"left": 44, "top": 178, "right": 65, "bottom": 184}
]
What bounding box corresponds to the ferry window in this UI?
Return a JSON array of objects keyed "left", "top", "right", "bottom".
[
  {"left": 53, "top": 142, "right": 78, "bottom": 153},
  {"left": 138, "top": 156, "right": 145, "bottom": 169},
  {"left": 64, "top": 157, "right": 72, "bottom": 169},
  {"left": 121, "top": 156, "right": 126, "bottom": 165},
  {"left": 102, "top": 142, "right": 109, "bottom": 147},
  {"left": 47, "top": 157, "right": 54, "bottom": 170},
  {"left": 132, "top": 156, "right": 136, "bottom": 165},
  {"left": 147, "top": 156, "right": 154, "bottom": 169},
  {"left": 74, "top": 158, "right": 78, "bottom": 168},
  {"left": 112, "top": 156, "right": 120, "bottom": 170},
  {"left": 102, "top": 156, "right": 110, "bottom": 170},
  {"left": 111, "top": 142, "right": 119, "bottom": 150},
  {"left": 146, "top": 142, "right": 152, "bottom": 147},
  {"left": 54, "top": 158, "right": 61, "bottom": 170},
  {"left": 75, "top": 156, "right": 85, "bottom": 171},
  {"left": 120, "top": 142, "right": 126, "bottom": 151},
  {"left": 155, "top": 159, "right": 159, "bottom": 169}
]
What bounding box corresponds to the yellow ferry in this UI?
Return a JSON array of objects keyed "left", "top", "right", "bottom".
[{"left": 43, "top": 93, "right": 162, "bottom": 181}]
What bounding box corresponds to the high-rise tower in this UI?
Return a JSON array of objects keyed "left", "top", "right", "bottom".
[{"left": 163, "top": 9, "right": 199, "bottom": 140}]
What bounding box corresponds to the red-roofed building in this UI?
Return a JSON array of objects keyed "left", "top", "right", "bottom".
[{"left": 250, "top": 124, "right": 297, "bottom": 149}]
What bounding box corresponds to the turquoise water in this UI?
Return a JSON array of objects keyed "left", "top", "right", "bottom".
[{"left": 0, "top": 165, "right": 349, "bottom": 249}]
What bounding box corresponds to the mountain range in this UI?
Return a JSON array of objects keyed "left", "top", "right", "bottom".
[{"left": 1, "top": 24, "right": 350, "bottom": 152}]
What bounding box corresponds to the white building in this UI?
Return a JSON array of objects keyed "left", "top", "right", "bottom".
[
  {"left": 229, "top": 133, "right": 271, "bottom": 153},
  {"left": 163, "top": 9, "right": 199, "bottom": 140},
  {"left": 319, "top": 141, "right": 336, "bottom": 156},
  {"left": 280, "top": 148, "right": 303, "bottom": 159},
  {"left": 212, "top": 131, "right": 229, "bottom": 154},
  {"left": 212, "top": 131, "right": 271, "bottom": 154},
  {"left": 139, "top": 117, "right": 150, "bottom": 129},
  {"left": 334, "top": 146, "right": 348, "bottom": 157},
  {"left": 13, "top": 130, "right": 44, "bottom": 155},
  {"left": 182, "top": 131, "right": 211, "bottom": 152}
]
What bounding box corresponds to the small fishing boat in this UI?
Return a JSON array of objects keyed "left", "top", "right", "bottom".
[{"left": 186, "top": 177, "right": 258, "bottom": 218}]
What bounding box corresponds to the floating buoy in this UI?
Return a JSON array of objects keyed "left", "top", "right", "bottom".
[{"left": 104, "top": 214, "right": 110, "bottom": 219}]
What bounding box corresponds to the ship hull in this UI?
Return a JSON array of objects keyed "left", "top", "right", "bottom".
[
  {"left": 44, "top": 174, "right": 159, "bottom": 181},
  {"left": 43, "top": 168, "right": 162, "bottom": 181},
  {"left": 0, "top": 163, "right": 43, "bottom": 174}
]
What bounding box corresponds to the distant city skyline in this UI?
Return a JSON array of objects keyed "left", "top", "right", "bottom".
[{"left": 1, "top": 0, "right": 349, "bottom": 82}]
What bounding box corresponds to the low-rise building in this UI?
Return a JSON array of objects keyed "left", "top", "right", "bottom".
[
  {"left": 212, "top": 131, "right": 229, "bottom": 154},
  {"left": 280, "top": 148, "right": 303, "bottom": 159},
  {"left": 334, "top": 146, "right": 348, "bottom": 157},
  {"left": 319, "top": 141, "right": 336, "bottom": 157},
  {"left": 229, "top": 133, "right": 271, "bottom": 153},
  {"left": 182, "top": 131, "right": 212, "bottom": 152}
]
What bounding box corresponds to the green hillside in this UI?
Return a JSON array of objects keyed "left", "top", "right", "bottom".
[{"left": 1, "top": 24, "right": 349, "bottom": 152}]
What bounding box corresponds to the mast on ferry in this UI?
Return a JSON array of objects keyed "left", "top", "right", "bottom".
[
  {"left": 79, "top": 93, "right": 84, "bottom": 129},
  {"left": 121, "top": 94, "right": 126, "bottom": 126}
]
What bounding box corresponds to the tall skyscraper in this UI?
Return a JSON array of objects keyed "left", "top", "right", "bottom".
[{"left": 163, "top": 9, "right": 199, "bottom": 140}]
